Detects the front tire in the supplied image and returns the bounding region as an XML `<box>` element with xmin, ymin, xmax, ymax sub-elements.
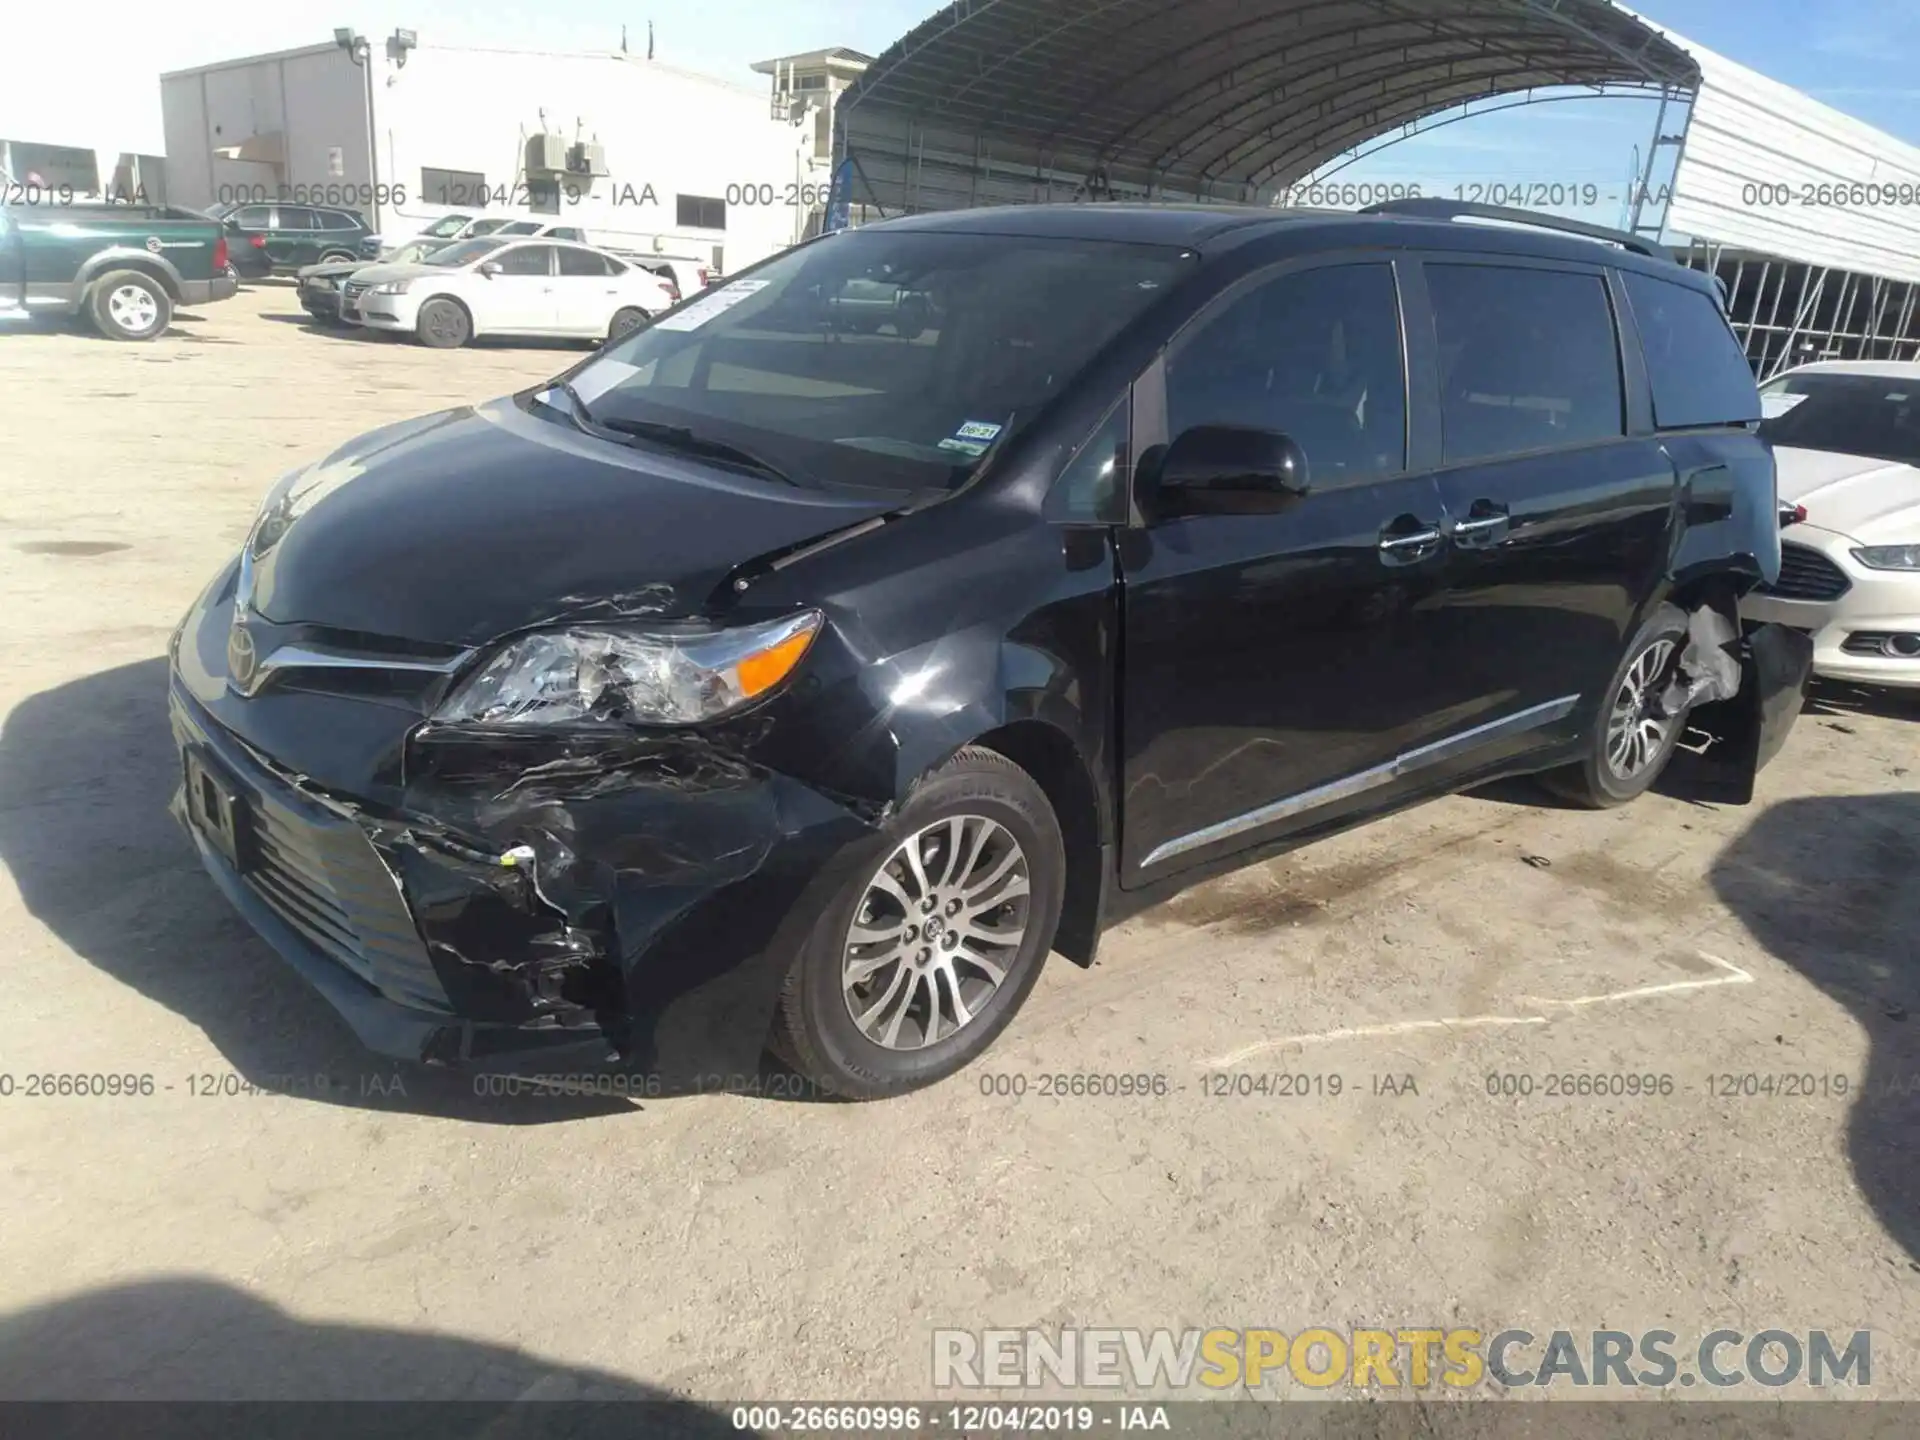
<box><xmin>774</xmin><ymin>747</ymin><xmax>1065</xmax><ymax>1100</ymax></box>
<box><xmin>415</xmin><ymin>297</ymin><xmax>472</xmax><ymax>349</ymax></box>
<box><xmin>88</xmin><ymin>270</ymin><xmax>171</xmax><ymax>341</ymax></box>
<box><xmin>1541</xmin><ymin>602</ymin><xmax>1691</xmax><ymax>808</ymax></box>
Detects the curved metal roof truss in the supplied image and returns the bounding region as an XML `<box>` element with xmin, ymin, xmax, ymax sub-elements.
<box><xmin>839</xmin><ymin>0</ymin><xmax>1700</xmax><ymax>209</ymax></box>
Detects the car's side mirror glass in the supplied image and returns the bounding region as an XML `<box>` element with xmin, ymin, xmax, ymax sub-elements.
<box><xmin>479</xmin><ymin>261</ymin><xmax>503</xmax><ymax>277</ymax></box>
<box><xmin>1153</xmin><ymin>424</ymin><xmax>1310</xmax><ymax>515</ymax></box>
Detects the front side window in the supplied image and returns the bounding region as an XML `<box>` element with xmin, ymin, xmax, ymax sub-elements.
<box><xmin>1429</xmin><ymin>263</ymin><xmax>1623</xmax><ymax>464</ymax></box>
<box><xmin>465</xmin><ymin>218</ymin><xmax>511</xmax><ymax>238</ymax></box>
<box><xmin>1165</xmin><ymin>263</ymin><xmax>1407</xmax><ymax>483</ymax></box>
<box><xmin>1758</xmin><ymin>372</ymin><xmax>1920</xmax><ymax>466</ymax></box>
<box><xmin>230</xmin><ymin>205</ymin><xmax>271</xmax><ymax>229</ymax></box>
<box><xmin>276</xmin><ymin>206</ymin><xmax>320</xmax><ymax>231</ymax></box>
<box><xmin>492</xmin><ymin>245</ymin><xmax>554</xmax><ymax>277</ymax></box>
<box><xmin>497</xmin><ymin>221</ymin><xmax>542</xmax><ymax>236</ymax></box>
<box><xmin>570</xmin><ymin>230</ymin><xmax>1196</xmax><ymax>494</ymax></box>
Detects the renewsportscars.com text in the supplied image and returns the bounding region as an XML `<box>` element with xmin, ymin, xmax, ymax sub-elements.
<box><xmin>932</xmin><ymin>1327</ymin><xmax>1871</xmax><ymax>1391</ymax></box>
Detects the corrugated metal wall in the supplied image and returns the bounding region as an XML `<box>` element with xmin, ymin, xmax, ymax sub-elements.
<box><xmin>1650</xmin><ymin>30</ymin><xmax>1920</xmax><ymax>285</ymax></box>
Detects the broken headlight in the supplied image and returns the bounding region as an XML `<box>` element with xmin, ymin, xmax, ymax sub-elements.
<box><xmin>436</xmin><ymin>611</ymin><xmax>822</xmax><ymax>727</ymax></box>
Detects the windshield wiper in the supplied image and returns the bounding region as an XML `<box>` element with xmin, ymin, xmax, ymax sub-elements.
<box><xmin>537</xmin><ymin>383</ymin><xmax>802</xmax><ymax>486</ymax></box>
<box><xmin>597</xmin><ymin>416</ymin><xmax>803</xmax><ymax>486</ymax></box>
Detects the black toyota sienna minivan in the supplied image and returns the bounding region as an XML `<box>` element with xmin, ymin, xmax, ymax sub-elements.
<box><xmin>170</xmin><ymin>200</ymin><xmax>1811</xmax><ymax>1098</ymax></box>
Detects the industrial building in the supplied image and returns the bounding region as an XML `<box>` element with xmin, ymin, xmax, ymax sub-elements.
<box><xmin>830</xmin><ymin>0</ymin><xmax>1920</xmax><ymax>377</ymax></box>
<box><xmin>158</xmin><ymin>36</ymin><xmax>855</xmax><ymax>272</ymax></box>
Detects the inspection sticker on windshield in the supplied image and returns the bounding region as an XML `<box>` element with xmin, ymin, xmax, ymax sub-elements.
<box><xmin>938</xmin><ymin>420</ymin><xmax>1004</xmax><ymax>456</ymax></box>
<box><xmin>653</xmin><ymin>279</ymin><xmax>771</xmax><ymax>331</ymax></box>
<box><xmin>568</xmin><ymin>360</ymin><xmax>640</xmax><ymax>404</ymax></box>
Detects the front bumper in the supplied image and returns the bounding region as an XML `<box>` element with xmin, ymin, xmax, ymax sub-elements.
<box><xmin>1740</xmin><ymin>525</ymin><xmax>1920</xmax><ymax>689</ymax></box>
<box><xmin>168</xmin><ymin>573</ymin><xmax>877</xmax><ymax>1075</ymax></box>
<box><xmin>339</xmin><ymin>293</ymin><xmax>415</xmax><ymax>330</ymax></box>
<box><xmin>299</xmin><ymin>285</ymin><xmax>343</xmax><ymax>319</ymax></box>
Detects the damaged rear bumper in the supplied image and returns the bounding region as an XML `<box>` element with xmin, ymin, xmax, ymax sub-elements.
<box><xmin>167</xmin><ymin>671</ymin><xmax>875</xmax><ymax>1077</ymax></box>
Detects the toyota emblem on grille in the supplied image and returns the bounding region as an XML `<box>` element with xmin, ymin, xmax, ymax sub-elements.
<box><xmin>227</xmin><ymin>617</ymin><xmax>259</xmax><ymax>692</ymax></box>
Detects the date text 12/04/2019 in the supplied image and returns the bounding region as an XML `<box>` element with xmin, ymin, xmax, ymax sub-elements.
<box><xmin>728</xmin><ymin>1404</ymin><xmax>1172</xmax><ymax>1432</ymax></box>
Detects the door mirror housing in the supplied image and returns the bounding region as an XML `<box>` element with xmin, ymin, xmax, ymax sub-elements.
<box><xmin>1154</xmin><ymin>424</ymin><xmax>1310</xmax><ymax>515</ymax></box>
<box><xmin>479</xmin><ymin>260</ymin><xmax>504</xmax><ymax>278</ymax></box>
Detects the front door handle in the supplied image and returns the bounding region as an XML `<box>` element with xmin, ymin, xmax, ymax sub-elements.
<box><xmin>1378</xmin><ymin>519</ymin><xmax>1445</xmax><ymax>566</ymax></box>
<box><xmin>1448</xmin><ymin>501</ymin><xmax>1512</xmax><ymax>548</ymax></box>
<box><xmin>1378</xmin><ymin>527</ymin><xmax>1444</xmax><ymax>552</ymax></box>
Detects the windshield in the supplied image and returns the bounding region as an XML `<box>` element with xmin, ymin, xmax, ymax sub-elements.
<box><xmin>423</xmin><ymin>238</ymin><xmax>504</xmax><ymax>268</ymax></box>
<box><xmin>389</xmin><ymin>240</ymin><xmax>445</xmax><ymax>265</ymax></box>
<box><xmin>422</xmin><ymin>213</ymin><xmax>472</xmax><ymax>238</ymax></box>
<box><xmin>1759</xmin><ymin>372</ymin><xmax>1920</xmax><ymax>467</ymax></box>
<box><xmin>568</xmin><ymin>229</ymin><xmax>1196</xmax><ymax>491</ymax></box>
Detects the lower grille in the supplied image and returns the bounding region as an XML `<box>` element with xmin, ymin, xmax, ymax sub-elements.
<box><xmin>1761</xmin><ymin>542</ymin><xmax>1852</xmax><ymax>602</ymax></box>
<box><xmin>241</xmin><ymin>784</ymin><xmax>449</xmax><ymax>1013</ymax></box>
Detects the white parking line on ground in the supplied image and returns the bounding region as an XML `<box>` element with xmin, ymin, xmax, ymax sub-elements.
<box><xmin>1203</xmin><ymin>951</ymin><xmax>1755</xmax><ymax>1067</ymax></box>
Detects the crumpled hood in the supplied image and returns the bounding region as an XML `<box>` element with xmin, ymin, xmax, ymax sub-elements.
<box><xmin>244</xmin><ymin>399</ymin><xmax>900</xmax><ymax>646</ymax></box>
<box><xmin>1773</xmin><ymin>447</ymin><xmax>1920</xmax><ymax>543</ymax></box>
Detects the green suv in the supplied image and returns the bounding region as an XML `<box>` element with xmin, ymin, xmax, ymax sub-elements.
<box><xmin>215</xmin><ymin>203</ymin><xmax>374</xmax><ymax>278</ymax></box>
<box><xmin>1</xmin><ymin>193</ymin><xmax>237</xmax><ymax>340</ymax></box>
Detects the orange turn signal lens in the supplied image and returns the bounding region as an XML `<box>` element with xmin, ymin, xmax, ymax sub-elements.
<box><xmin>734</xmin><ymin>614</ymin><xmax>821</xmax><ymax>698</ymax></box>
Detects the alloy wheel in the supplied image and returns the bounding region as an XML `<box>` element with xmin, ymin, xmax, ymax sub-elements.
<box><xmin>108</xmin><ymin>284</ymin><xmax>158</xmax><ymax>334</ymax></box>
<box><xmin>841</xmin><ymin>815</ymin><xmax>1031</xmax><ymax>1050</ymax></box>
<box><xmin>1605</xmin><ymin>637</ymin><xmax>1679</xmax><ymax>781</ymax></box>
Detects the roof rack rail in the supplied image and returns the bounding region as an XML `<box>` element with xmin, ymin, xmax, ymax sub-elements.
<box><xmin>1356</xmin><ymin>197</ymin><xmax>1674</xmax><ymax>263</ymax></box>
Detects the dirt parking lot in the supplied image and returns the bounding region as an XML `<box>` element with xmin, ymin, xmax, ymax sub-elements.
<box><xmin>1</xmin><ymin>285</ymin><xmax>1916</xmax><ymax>1409</ymax></box>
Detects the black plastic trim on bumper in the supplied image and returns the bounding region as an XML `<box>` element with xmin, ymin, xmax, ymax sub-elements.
<box><xmin>170</xmin><ymin>685</ymin><xmax>614</xmax><ymax>1067</ymax></box>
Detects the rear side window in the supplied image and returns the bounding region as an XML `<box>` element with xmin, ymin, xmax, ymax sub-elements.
<box><xmin>1623</xmin><ymin>271</ymin><xmax>1761</xmax><ymax>428</ymax></box>
<box><xmin>277</xmin><ymin>206</ymin><xmax>321</xmax><ymax>231</ymax></box>
<box><xmin>1428</xmin><ymin>264</ymin><xmax>1623</xmax><ymax>463</ymax></box>
<box><xmin>557</xmin><ymin>248</ymin><xmax>613</xmax><ymax>277</ymax></box>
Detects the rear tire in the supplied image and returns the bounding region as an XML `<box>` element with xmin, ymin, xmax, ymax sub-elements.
<box><xmin>415</xmin><ymin>297</ymin><xmax>471</xmax><ymax>349</ymax></box>
<box><xmin>773</xmin><ymin>746</ymin><xmax>1065</xmax><ymax>1100</ymax></box>
<box><xmin>607</xmin><ymin>306</ymin><xmax>650</xmax><ymax>343</ymax></box>
<box><xmin>88</xmin><ymin>270</ymin><xmax>171</xmax><ymax>341</ymax></box>
<box><xmin>1540</xmin><ymin>603</ymin><xmax>1691</xmax><ymax>808</ymax></box>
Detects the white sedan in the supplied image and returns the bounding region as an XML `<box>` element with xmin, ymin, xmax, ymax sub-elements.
<box><xmin>339</xmin><ymin>237</ymin><xmax>674</xmax><ymax>348</ymax></box>
<box><xmin>1741</xmin><ymin>359</ymin><xmax>1920</xmax><ymax>687</ymax></box>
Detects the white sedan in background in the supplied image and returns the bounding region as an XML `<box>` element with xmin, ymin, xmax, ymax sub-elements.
<box><xmin>339</xmin><ymin>237</ymin><xmax>674</xmax><ymax>348</ymax></box>
<box><xmin>1741</xmin><ymin>359</ymin><xmax>1920</xmax><ymax>687</ymax></box>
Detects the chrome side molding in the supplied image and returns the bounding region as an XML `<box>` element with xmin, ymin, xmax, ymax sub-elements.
<box><xmin>1139</xmin><ymin>693</ymin><xmax>1581</xmax><ymax>868</ymax></box>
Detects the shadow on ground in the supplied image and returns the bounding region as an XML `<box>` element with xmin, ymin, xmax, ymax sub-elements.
<box><xmin>1709</xmin><ymin>791</ymin><xmax>1920</xmax><ymax>1264</ymax></box>
<box><xmin>0</xmin><ymin>657</ymin><xmax>627</xmax><ymax>1122</ymax></box>
<box><xmin>0</xmin><ymin>1275</ymin><xmax>740</xmax><ymax>1435</ymax></box>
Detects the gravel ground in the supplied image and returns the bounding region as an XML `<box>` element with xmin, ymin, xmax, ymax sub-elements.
<box><xmin>0</xmin><ymin>285</ymin><xmax>1915</xmax><ymax>1407</ymax></box>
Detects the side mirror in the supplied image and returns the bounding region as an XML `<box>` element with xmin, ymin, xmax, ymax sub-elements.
<box><xmin>479</xmin><ymin>260</ymin><xmax>503</xmax><ymax>278</ymax></box>
<box><xmin>1154</xmin><ymin>424</ymin><xmax>1309</xmax><ymax>515</ymax></box>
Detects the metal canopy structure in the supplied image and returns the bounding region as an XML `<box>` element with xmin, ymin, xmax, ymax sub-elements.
<box><xmin>836</xmin><ymin>0</ymin><xmax>1700</xmax><ymax>212</ymax></box>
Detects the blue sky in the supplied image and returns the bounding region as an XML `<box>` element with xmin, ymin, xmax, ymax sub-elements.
<box><xmin>8</xmin><ymin>0</ymin><xmax>1919</xmax><ymax>214</ymax></box>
